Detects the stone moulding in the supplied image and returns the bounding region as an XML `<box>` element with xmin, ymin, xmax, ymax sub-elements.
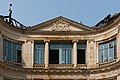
<box><xmin>0</xmin><ymin>59</ymin><xmax>120</xmax><ymax>74</ymax></box>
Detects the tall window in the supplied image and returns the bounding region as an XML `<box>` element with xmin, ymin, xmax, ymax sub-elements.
<box><xmin>98</xmin><ymin>39</ymin><xmax>116</xmax><ymax>63</ymax></box>
<box><xmin>77</xmin><ymin>43</ymin><xmax>86</xmax><ymax>64</ymax></box>
<box><xmin>3</xmin><ymin>39</ymin><xmax>22</xmax><ymax>63</ymax></box>
<box><xmin>34</xmin><ymin>42</ymin><xmax>44</xmax><ymax>64</ymax></box>
<box><xmin>49</xmin><ymin>43</ymin><xmax>72</xmax><ymax>64</ymax></box>
<box><xmin>61</xmin><ymin>45</ymin><xmax>72</xmax><ymax>64</ymax></box>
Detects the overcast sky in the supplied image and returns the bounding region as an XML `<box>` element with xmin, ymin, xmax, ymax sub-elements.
<box><xmin>0</xmin><ymin>0</ymin><xmax>120</xmax><ymax>27</ymax></box>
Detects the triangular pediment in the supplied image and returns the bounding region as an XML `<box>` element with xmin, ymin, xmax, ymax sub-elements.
<box><xmin>27</xmin><ymin>16</ymin><xmax>93</xmax><ymax>32</ymax></box>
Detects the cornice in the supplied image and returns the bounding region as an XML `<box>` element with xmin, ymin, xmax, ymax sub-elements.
<box><xmin>25</xmin><ymin>31</ymin><xmax>94</xmax><ymax>35</ymax></box>
<box><xmin>0</xmin><ymin>16</ymin><xmax>119</xmax><ymax>36</ymax></box>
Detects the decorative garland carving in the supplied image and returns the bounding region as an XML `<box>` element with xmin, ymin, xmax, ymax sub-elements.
<box><xmin>52</xmin><ymin>20</ymin><xmax>69</xmax><ymax>31</ymax></box>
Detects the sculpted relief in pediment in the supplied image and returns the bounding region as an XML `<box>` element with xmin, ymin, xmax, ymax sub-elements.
<box><xmin>52</xmin><ymin>20</ymin><xmax>70</xmax><ymax>31</ymax></box>
<box><xmin>36</xmin><ymin>19</ymin><xmax>85</xmax><ymax>31</ymax></box>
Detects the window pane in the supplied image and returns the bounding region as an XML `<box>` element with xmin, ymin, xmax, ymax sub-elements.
<box><xmin>103</xmin><ymin>49</ymin><xmax>108</xmax><ymax>62</ymax></box>
<box><xmin>109</xmin><ymin>48</ymin><xmax>114</xmax><ymax>60</ymax></box>
<box><xmin>103</xmin><ymin>43</ymin><xmax>108</xmax><ymax>49</ymax></box>
<box><xmin>62</xmin><ymin>49</ymin><xmax>66</xmax><ymax>64</ymax></box>
<box><xmin>68</xmin><ymin>49</ymin><xmax>72</xmax><ymax>64</ymax></box>
<box><xmin>99</xmin><ymin>50</ymin><xmax>103</xmax><ymax>63</ymax></box>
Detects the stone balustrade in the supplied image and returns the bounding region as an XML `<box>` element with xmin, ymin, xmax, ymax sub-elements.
<box><xmin>77</xmin><ymin>64</ymin><xmax>87</xmax><ymax>69</ymax></box>
<box><xmin>1</xmin><ymin>59</ymin><xmax>118</xmax><ymax>69</ymax></box>
<box><xmin>33</xmin><ymin>59</ymin><xmax>118</xmax><ymax>69</ymax></box>
<box><xmin>48</xmin><ymin>64</ymin><xmax>73</xmax><ymax>69</ymax></box>
<box><xmin>4</xmin><ymin>60</ymin><xmax>22</xmax><ymax>67</ymax></box>
<box><xmin>33</xmin><ymin>64</ymin><xmax>88</xmax><ymax>69</ymax></box>
<box><xmin>97</xmin><ymin>59</ymin><xmax>117</xmax><ymax>68</ymax></box>
<box><xmin>33</xmin><ymin>64</ymin><xmax>45</xmax><ymax>68</ymax></box>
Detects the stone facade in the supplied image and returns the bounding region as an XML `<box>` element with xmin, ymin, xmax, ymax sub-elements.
<box><xmin>0</xmin><ymin>15</ymin><xmax>120</xmax><ymax>80</ymax></box>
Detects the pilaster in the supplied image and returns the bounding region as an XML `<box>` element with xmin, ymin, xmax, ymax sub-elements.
<box><xmin>87</xmin><ymin>40</ymin><xmax>96</xmax><ymax>68</ymax></box>
<box><xmin>44</xmin><ymin>40</ymin><xmax>50</xmax><ymax>68</ymax></box>
<box><xmin>23</xmin><ymin>40</ymin><xmax>34</xmax><ymax>68</ymax></box>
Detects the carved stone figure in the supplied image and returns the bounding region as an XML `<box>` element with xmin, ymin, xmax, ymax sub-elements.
<box><xmin>52</xmin><ymin>20</ymin><xmax>69</xmax><ymax>31</ymax></box>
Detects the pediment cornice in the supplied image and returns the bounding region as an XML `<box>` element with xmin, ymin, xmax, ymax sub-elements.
<box><xmin>26</xmin><ymin>16</ymin><xmax>93</xmax><ymax>32</ymax></box>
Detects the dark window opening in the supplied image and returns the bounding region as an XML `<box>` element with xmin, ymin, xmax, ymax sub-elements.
<box><xmin>77</xmin><ymin>49</ymin><xmax>85</xmax><ymax>64</ymax></box>
<box><xmin>49</xmin><ymin>49</ymin><xmax>59</xmax><ymax>64</ymax></box>
<box><xmin>17</xmin><ymin>50</ymin><xmax>22</xmax><ymax>63</ymax></box>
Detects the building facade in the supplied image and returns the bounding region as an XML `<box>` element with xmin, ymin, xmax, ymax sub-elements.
<box><xmin>0</xmin><ymin>13</ymin><xmax>120</xmax><ymax>80</ymax></box>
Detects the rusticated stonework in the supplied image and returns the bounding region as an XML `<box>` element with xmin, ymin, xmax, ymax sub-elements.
<box><xmin>52</xmin><ymin>19</ymin><xmax>69</xmax><ymax>31</ymax></box>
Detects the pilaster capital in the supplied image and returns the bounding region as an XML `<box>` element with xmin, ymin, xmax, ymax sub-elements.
<box><xmin>26</xmin><ymin>40</ymin><xmax>34</xmax><ymax>43</ymax></box>
<box><xmin>87</xmin><ymin>39</ymin><xmax>95</xmax><ymax>43</ymax></box>
<box><xmin>44</xmin><ymin>40</ymin><xmax>50</xmax><ymax>43</ymax></box>
<box><xmin>72</xmin><ymin>39</ymin><xmax>78</xmax><ymax>43</ymax></box>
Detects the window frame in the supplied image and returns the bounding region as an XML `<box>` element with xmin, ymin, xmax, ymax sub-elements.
<box><xmin>50</xmin><ymin>43</ymin><xmax>72</xmax><ymax>64</ymax></box>
<box><xmin>3</xmin><ymin>39</ymin><xmax>22</xmax><ymax>63</ymax></box>
<box><xmin>98</xmin><ymin>38</ymin><xmax>117</xmax><ymax>63</ymax></box>
<box><xmin>34</xmin><ymin>41</ymin><xmax>45</xmax><ymax>64</ymax></box>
